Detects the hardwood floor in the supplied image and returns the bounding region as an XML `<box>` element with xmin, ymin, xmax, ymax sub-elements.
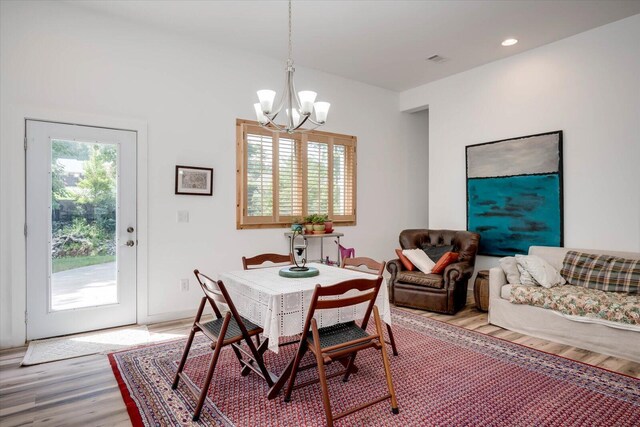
<box><xmin>1</xmin><ymin>298</ymin><xmax>638</xmax><ymax>427</ymax></box>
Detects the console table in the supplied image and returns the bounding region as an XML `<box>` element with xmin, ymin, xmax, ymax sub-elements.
<box><xmin>284</xmin><ymin>231</ymin><xmax>344</xmax><ymax>265</ymax></box>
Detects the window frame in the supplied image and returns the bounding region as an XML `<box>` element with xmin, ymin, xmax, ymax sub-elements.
<box><xmin>236</xmin><ymin>119</ymin><xmax>357</xmax><ymax>229</ymax></box>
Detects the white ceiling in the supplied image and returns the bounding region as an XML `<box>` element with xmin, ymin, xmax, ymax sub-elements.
<box><xmin>69</xmin><ymin>0</ymin><xmax>640</xmax><ymax>92</ymax></box>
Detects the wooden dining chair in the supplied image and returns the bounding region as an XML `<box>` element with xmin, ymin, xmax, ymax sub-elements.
<box><xmin>341</xmin><ymin>256</ymin><xmax>399</xmax><ymax>356</ymax></box>
<box><xmin>172</xmin><ymin>270</ymin><xmax>274</xmax><ymax>421</ymax></box>
<box><xmin>283</xmin><ymin>277</ymin><xmax>399</xmax><ymax>426</ymax></box>
<box><xmin>242</xmin><ymin>252</ymin><xmax>294</xmax><ymax>270</ymax></box>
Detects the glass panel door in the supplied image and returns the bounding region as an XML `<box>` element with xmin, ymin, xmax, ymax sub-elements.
<box><xmin>27</xmin><ymin>120</ymin><xmax>137</xmax><ymax>340</ymax></box>
<box><xmin>50</xmin><ymin>140</ymin><xmax>118</xmax><ymax>311</ymax></box>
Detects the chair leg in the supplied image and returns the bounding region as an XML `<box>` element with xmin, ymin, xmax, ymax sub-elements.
<box><xmin>192</xmin><ymin>341</ymin><xmax>223</xmax><ymax>422</ymax></box>
<box><xmin>192</xmin><ymin>314</ymin><xmax>230</xmax><ymax>422</ymax></box>
<box><xmin>312</xmin><ymin>327</ymin><xmax>334</xmax><ymax>427</ymax></box>
<box><xmin>342</xmin><ymin>353</ymin><xmax>357</xmax><ymax>382</ymax></box>
<box><xmin>283</xmin><ymin>341</ymin><xmax>308</xmax><ymax>402</ymax></box>
<box><xmin>374</xmin><ymin>306</ymin><xmax>399</xmax><ymax>414</ymax></box>
<box><xmin>172</xmin><ymin>326</ymin><xmax>197</xmax><ymax>389</ymax></box>
<box><xmin>386</xmin><ymin>323</ymin><xmax>399</xmax><ymax>356</ymax></box>
<box><xmin>244</xmin><ymin>334</ymin><xmax>274</xmax><ymax>388</ymax></box>
<box><xmin>230</xmin><ymin>344</ymin><xmax>248</xmax><ymax>376</ymax></box>
<box><xmin>172</xmin><ymin>297</ymin><xmax>207</xmax><ymax>389</ymax></box>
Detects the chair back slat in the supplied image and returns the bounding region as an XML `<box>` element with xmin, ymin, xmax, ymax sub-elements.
<box><xmin>242</xmin><ymin>253</ymin><xmax>293</xmax><ymax>270</ymax></box>
<box><xmin>315</xmin><ymin>290</ymin><xmax>377</xmax><ymax>310</ymax></box>
<box><xmin>194</xmin><ymin>270</ymin><xmax>225</xmax><ymax>302</ymax></box>
<box><xmin>315</xmin><ymin>277</ymin><xmax>381</xmax><ymax>297</ymax></box>
<box><xmin>193</xmin><ymin>269</ymin><xmax>227</xmax><ymax>317</ymax></box>
<box><xmin>341</xmin><ymin>256</ymin><xmax>385</xmax><ymax>276</ymax></box>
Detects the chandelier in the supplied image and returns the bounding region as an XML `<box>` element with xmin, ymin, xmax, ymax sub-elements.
<box><xmin>253</xmin><ymin>0</ymin><xmax>330</xmax><ymax>134</ymax></box>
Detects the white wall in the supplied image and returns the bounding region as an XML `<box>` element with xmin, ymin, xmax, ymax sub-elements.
<box><xmin>400</xmin><ymin>14</ymin><xmax>640</xmax><ymax>276</ymax></box>
<box><xmin>0</xmin><ymin>1</ymin><xmax>429</xmax><ymax>348</ymax></box>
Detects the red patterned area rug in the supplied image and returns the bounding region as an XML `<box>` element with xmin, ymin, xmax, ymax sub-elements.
<box><xmin>109</xmin><ymin>309</ymin><xmax>640</xmax><ymax>426</ymax></box>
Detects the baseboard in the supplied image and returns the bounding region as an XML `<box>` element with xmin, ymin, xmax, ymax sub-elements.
<box><xmin>138</xmin><ymin>309</ymin><xmax>197</xmax><ymax>325</ymax></box>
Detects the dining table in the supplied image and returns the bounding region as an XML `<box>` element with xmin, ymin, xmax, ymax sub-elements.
<box><xmin>218</xmin><ymin>262</ymin><xmax>392</xmax><ymax>399</ymax></box>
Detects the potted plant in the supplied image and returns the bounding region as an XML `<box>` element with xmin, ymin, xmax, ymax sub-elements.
<box><xmin>324</xmin><ymin>217</ymin><xmax>333</xmax><ymax>233</ymax></box>
<box><xmin>291</xmin><ymin>217</ymin><xmax>303</xmax><ymax>232</ymax></box>
<box><xmin>303</xmin><ymin>215</ymin><xmax>315</xmax><ymax>233</ymax></box>
<box><xmin>312</xmin><ymin>214</ymin><xmax>328</xmax><ymax>233</ymax></box>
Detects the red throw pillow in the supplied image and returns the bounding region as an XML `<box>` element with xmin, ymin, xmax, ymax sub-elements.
<box><xmin>395</xmin><ymin>249</ymin><xmax>415</xmax><ymax>271</ymax></box>
<box><xmin>431</xmin><ymin>252</ymin><xmax>459</xmax><ymax>274</ymax></box>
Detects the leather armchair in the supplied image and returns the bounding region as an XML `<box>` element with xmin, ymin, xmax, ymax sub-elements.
<box><xmin>388</xmin><ymin>229</ymin><xmax>480</xmax><ymax>314</ymax></box>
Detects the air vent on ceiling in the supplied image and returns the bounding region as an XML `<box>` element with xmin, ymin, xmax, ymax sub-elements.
<box><xmin>427</xmin><ymin>54</ymin><xmax>448</xmax><ymax>64</ymax></box>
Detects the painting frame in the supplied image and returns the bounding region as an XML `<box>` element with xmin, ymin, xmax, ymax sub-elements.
<box><xmin>175</xmin><ymin>165</ymin><xmax>213</xmax><ymax>196</ymax></box>
<box><xmin>465</xmin><ymin>130</ymin><xmax>564</xmax><ymax>256</ymax></box>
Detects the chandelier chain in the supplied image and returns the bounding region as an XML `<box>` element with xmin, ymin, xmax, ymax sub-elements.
<box><xmin>288</xmin><ymin>0</ymin><xmax>292</xmax><ymax>63</ymax></box>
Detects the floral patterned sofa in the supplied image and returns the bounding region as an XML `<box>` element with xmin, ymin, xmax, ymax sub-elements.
<box><xmin>489</xmin><ymin>246</ymin><xmax>640</xmax><ymax>362</ymax></box>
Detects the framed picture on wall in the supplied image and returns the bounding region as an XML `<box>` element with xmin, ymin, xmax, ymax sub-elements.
<box><xmin>466</xmin><ymin>131</ymin><xmax>563</xmax><ymax>256</ymax></box>
<box><xmin>175</xmin><ymin>165</ymin><xmax>213</xmax><ymax>196</ymax></box>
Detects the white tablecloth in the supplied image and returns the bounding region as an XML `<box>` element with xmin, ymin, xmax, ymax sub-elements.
<box><xmin>219</xmin><ymin>263</ymin><xmax>391</xmax><ymax>353</ymax></box>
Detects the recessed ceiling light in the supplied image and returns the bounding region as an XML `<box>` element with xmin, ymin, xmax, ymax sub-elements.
<box><xmin>502</xmin><ymin>38</ymin><xmax>518</xmax><ymax>47</ymax></box>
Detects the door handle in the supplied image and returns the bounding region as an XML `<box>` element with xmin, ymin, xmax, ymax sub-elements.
<box><xmin>126</xmin><ymin>240</ymin><xmax>135</xmax><ymax>247</ymax></box>
<box><xmin>127</xmin><ymin>227</ymin><xmax>134</xmax><ymax>233</ymax></box>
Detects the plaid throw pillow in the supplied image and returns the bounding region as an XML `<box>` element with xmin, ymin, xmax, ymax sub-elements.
<box><xmin>560</xmin><ymin>251</ymin><xmax>639</xmax><ymax>294</ymax></box>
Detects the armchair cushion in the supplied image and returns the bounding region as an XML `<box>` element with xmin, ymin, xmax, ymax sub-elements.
<box><xmin>432</xmin><ymin>252</ymin><xmax>459</xmax><ymax>274</ymax></box>
<box><xmin>396</xmin><ymin>271</ymin><xmax>444</xmax><ymax>289</ymax></box>
<box><xmin>402</xmin><ymin>249</ymin><xmax>435</xmax><ymax>274</ymax></box>
<box><xmin>422</xmin><ymin>245</ymin><xmax>454</xmax><ymax>263</ymax></box>
<box><xmin>395</xmin><ymin>249</ymin><xmax>415</xmax><ymax>271</ymax></box>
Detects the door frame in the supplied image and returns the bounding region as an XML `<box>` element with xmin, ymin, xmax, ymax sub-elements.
<box><xmin>2</xmin><ymin>106</ymin><xmax>148</xmax><ymax>347</ymax></box>
<box><xmin>26</xmin><ymin>120</ymin><xmax>138</xmax><ymax>339</ymax></box>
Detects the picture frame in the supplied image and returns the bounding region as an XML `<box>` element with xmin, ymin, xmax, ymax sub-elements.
<box><xmin>466</xmin><ymin>131</ymin><xmax>563</xmax><ymax>256</ymax></box>
<box><xmin>175</xmin><ymin>165</ymin><xmax>213</xmax><ymax>196</ymax></box>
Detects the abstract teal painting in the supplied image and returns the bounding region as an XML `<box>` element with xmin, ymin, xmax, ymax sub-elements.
<box><xmin>466</xmin><ymin>131</ymin><xmax>563</xmax><ymax>256</ymax></box>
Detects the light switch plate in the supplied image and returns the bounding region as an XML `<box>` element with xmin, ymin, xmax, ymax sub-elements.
<box><xmin>177</xmin><ymin>210</ymin><xmax>189</xmax><ymax>223</ymax></box>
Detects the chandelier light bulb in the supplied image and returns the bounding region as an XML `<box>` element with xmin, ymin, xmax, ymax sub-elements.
<box><xmin>286</xmin><ymin>108</ymin><xmax>301</xmax><ymax>125</ymax></box>
<box><xmin>254</xmin><ymin>103</ymin><xmax>268</xmax><ymax>125</ymax></box>
<box><xmin>313</xmin><ymin>102</ymin><xmax>330</xmax><ymax>123</ymax></box>
<box><xmin>257</xmin><ymin>90</ymin><xmax>276</xmax><ymax>114</ymax></box>
<box><xmin>298</xmin><ymin>91</ymin><xmax>317</xmax><ymax>115</ymax></box>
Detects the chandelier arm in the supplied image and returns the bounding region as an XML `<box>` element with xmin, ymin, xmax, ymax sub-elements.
<box><xmin>289</xmin><ymin>73</ymin><xmax>303</xmax><ymax>112</ymax></box>
<box><xmin>287</xmin><ymin>71</ymin><xmax>294</xmax><ymax>130</ymax></box>
<box><xmin>265</xmin><ymin>110</ymin><xmax>281</xmax><ymax>122</ymax></box>
<box><xmin>306</xmin><ymin>117</ymin><xmax>325</xmax><ymax>126</ymax></box>
<box><xmin>262</xmin><ymin>115</ymin><xmax>287</xmax><ymax>132</ymax></box>
<box><xmin>291</xmin><ymin>115</ymin><xmax>311</xmax><ymax>131</ymax></box>
<box><xmin>269</xmin><ymin>71</ymin><xmax>289</xmax><ymax>117</ymax></box>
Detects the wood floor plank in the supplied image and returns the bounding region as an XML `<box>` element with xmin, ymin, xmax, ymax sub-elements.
<box><xmin>1</xmin><ymin>297</ymin><xmax>638</xmax><ymax>426</ymax></box>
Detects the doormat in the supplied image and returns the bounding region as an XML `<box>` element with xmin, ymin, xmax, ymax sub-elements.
<box><xmin>22</xmin><ymin>325</ymin><xmax>151</xmax><ymax>366</ymax></box>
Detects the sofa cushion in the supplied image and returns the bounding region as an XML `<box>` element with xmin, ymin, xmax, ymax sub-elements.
<box><xmin>499</xmin><ymin>257</ymin><xmax>521</xmax><ymax>285</ymax></box>
<box><xmin>516</xmin><ymin>254</ymin><xmax>566</xmax><ymax>288</ymax></box>
<box><xmin>561</xmin><ymin>251</ymin><xmax>640</xmax><ymax>294</ymax></box>
<box><xmin>396</xmin><ymin>271</ymin><xmax>444</xmax><ymax>289</ymax></box>
<box><xmin>516</xmin><ymin>264</ymin><xmax>537</xmax><ymax>286</ymax></box>
<box><xmin>509</xmin><ymin>284</ymin><xmax>640</xmax><ymax>326</ymax></box>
